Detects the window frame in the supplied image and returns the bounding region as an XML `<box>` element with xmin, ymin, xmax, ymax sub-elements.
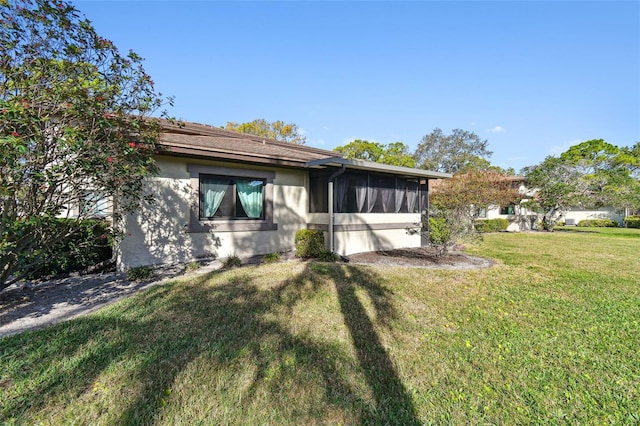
<box><xmin>500</xmin><ymin>204</ymin><xmax>516</xmax><ymax>215</ymax></box>
<box><xmin>188</xmin><ymin>164</ymin><xmax>276</xmax><ymax>232</ymax></box>
<box><xmin>199</xmin><ymin>175</ymin><xmax>266</xmax><ymax>220</ymax></box>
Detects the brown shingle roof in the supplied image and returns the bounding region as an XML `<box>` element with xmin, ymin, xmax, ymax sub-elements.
<box><xmin>158</xmin><ymin>120</ymin><xmax>340</xmax><ymax>168</ymax></box>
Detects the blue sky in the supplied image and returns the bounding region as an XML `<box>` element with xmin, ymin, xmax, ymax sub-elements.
<box><xmin>75</xmin><ymin>0</ymin><xmax>639</xmax><ymax>172</ymax></box>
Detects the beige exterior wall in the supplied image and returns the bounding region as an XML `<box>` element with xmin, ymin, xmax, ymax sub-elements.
<box><xmin>308</xmin><ymin>212</ymin><xmax>422</xmax><ymax>256</ymax></box>
<box><xmin>484</xmin><ymin>204</ymin><xmax>539</xmax><ymax>232</ymax></box>
<box><xmin>118</xmin><ymin>156</ymin><xmax>429</xmax><ymax>269</ymax></box>
<box><xmin>563</xmin><ymin>206</ymin><xmax>624</xmax><ymax>225</ymax></box>
<box><xmin>117</xmin><ymin>157</ymin><xmax>308</xmax><ymax>270</ymax></box>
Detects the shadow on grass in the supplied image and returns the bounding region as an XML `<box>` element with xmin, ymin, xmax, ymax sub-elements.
<box><xmin>1</xmin><ymin>262</ymin><xmax>420</xmax><ymax>424</ymax></box>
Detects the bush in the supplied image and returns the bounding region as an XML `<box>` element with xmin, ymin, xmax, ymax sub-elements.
<box><xmin>185</xmin><ymin>261</ymin><xmax>201</xmax><ymax>272</ymax></box>
<box><xmin>294</xmin><ymin>229</ymin><xmax>326</xmax><ymax>259</ymax></box>
<box><xmin>317</xmin><ymin>249</ymin><xmax>338</xmax><ymax>262</ymax></box>
<box><xmin>428</xmin><ymin>217</ymin><xmax>451</xmax><ymax>246</ymax></box>
<box><xmin>624</xmin><ymin>215</ymin><xmax>640</xmax><ymax>229</ymax></box>
<box><xmin>262</xmin><ymin>252</ymin><xmax>281</xmax><ymax>263</ymax></box>
<box><xmin>474</xmin><ymin>218</ymin><xmax>509</xmax><ymax>233</ymax></box>
<box><xmin>577</xmin><ymin>219</ymin><xmax>618</xmax><ymax>228</ymax></box>
<box><xmin>19</xmin><ymin>218</ymin><xmax>112</xmax><ymax>279</ymax></box>
<box><xmin>127</xmin><ymin>266</ymin><xmax>154</xmax><ymax>281</ymax></box>
<box><xmin>222</xmin><ymin>254</ymin><xmax>242</xmax><ymax>268</ymax></box>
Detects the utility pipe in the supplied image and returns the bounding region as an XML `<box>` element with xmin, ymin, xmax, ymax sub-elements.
<box><xmin>327</xmin><ymin>165</ymin><xmax>346</xmax><ymax>254</ymax></box>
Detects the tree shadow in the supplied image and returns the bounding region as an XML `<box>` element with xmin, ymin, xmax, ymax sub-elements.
<box><xmin>324</xmin><ymin>264</ymin><xmax>421</xmax><ymax>425</ymax></box>
<box><xmin>1</xmin><ymin>261</ymin><xmax>420</xmax><ymax>424</ymax></box>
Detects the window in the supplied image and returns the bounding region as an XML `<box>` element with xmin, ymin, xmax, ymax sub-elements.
<box><xmin>200</xmin><ymin>175</ymin><xmax>265</xmax><ymax>220</ymax></box>
<box><xmin>188</xmin><ymin>164</ymin><xmax>276</xmax><ymax>232</ymax></box>
<box><xmin>80</xmin><ymin>192</ymin><xmax>108</xmax><ymax>217</ymax></box>
<box><xmin>500</xmin><ymin>204</ymin><xmax>515</xmax><ymax>215</ymax></box>
<box><xmin>477</xmin><ymin>207</ymin><xmax>487</xmax><ymax>218</ymax></box>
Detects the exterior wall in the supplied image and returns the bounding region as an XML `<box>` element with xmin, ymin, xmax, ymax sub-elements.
<box><xmin>485</xmin><ymin>204</ymin><xmax>539</xmax><ymax>232</ymax></box>
<box><xmin>308</xmin><ymin>212</ymin><xmax>422</xmax><ymax>256</ymax></box>
<box><xmin>563</xmin><ymin>206</ymin><xmax>624</xmax><ymax>225</ymax></box>
<box><xmin>117</xmin><ymin>156</ymin><xmax>308</xmax><ymax>269</ymax></box>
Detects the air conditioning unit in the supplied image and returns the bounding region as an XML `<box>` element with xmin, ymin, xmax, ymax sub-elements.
<box><xmin>565</xmin><ymin>218</ymin><xmax>576</xmax><ymax>226</ymax></box>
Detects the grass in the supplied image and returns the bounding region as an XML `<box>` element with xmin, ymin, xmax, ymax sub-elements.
<box><xmin>1</xmin><ymin>228</ymin><xmax>639</xmax><ymax>424</ymax></box>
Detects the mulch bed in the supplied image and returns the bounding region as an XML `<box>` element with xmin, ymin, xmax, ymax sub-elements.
<box><xmin>346</xmin><ymin>247</ymin><xmax>493</xmax><ymax>269</ymax></box>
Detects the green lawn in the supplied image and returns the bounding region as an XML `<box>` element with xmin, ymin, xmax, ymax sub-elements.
<box><xmin>1</xmin><ymin>229</ymin><xmax>639</xmax><ymax>425</ymax></box>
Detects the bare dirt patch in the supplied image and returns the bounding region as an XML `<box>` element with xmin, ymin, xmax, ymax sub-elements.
<box><xmin>347</xmin><ymin>247</ymin><xmax>493</xmax><ymax>270</ymax></box>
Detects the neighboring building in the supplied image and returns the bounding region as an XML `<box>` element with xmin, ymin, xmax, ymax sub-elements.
<box><xmin>483</xmin><ymin>177</ymin><xmax>626</xmax><ymax>230</ymax></box>
<box><xmin>116</xmin><ymin>121</ymin><xmax>451</xmax><ymax>270</ymax></box>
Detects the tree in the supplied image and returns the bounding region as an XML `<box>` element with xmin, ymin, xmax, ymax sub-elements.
<box><xmin>523</xmin><ymin>156</ymin><xmax>583</xmax><ymax>231</ymax></box>
<box><xmin>1</xmin><ymin>0</ymin><xmax>171</xmax><ymax>290</ymax></box>
<box><xmin>523</xmin><ymin>140</ymin><xmax>640</xmax><ymax>230</ymax></box>
<box><xmin>333</xmin><ymin>139</ymin><xmax>415</xmax><ymax>167</ymax></box>
<box><xmin>430</xmin><ymin>170</ymin><xmax>522</xmax><ymax>219</ymax></box>
<box><xmin>414</xmin><ymin>128</ymin><xmax>493</xmax><ymax>174</ymax></box>
<box><xmin>560</xmin><ymin>139</ymin><xmax>640</xmax><ymax>211</ymax></box>
<box><xmin>224</xmin><ymin>119</ymin><xmax>306</xmax><ymax>144</ymax></box>
<box><xmin>422</xmin><ymin>170</ymin><xmax>521</xmax><ymax>254</ymax></box>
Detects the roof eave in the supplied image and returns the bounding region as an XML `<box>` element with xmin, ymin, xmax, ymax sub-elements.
<box><xmin>305</xmin><ymin>157</ymin><xmax>452</xmax><ymax>179</ymax></box>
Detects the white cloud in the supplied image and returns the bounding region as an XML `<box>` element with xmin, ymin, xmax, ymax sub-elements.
<box><xmin>322</xmin><ymin>126</ymin><xmax>329</xmax><ymax>131</ymax></box>
<box><xmin>488</xmin><ymin>126</ymin><xmax>506</xmax><ymax>133</ymax></box>
<box><xmin>298</xmin><ymin>127</ymin><xmax>307</xmax><ymax>136</ymax></box>
<box><xmin>316</xmin><ymin>139</ymin><xmax>326</xmax><ymax>146</ymax></box>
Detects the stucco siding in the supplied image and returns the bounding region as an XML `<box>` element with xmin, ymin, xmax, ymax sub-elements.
<box><xmin>117</xmin><ymin>157</ymin><xmax>308</xmax><ymax>269</ymax></box>
<box><xmin>563</xmin><ymin>207</ymin><xmax>624</xmax><ymax>225</ymax></box>
<box><xmin>335</xmin><ymin>227</ymin><xmax>422</xmax><ymax>256</ymax></box>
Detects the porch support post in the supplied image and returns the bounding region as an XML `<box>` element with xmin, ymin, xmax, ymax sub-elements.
<box><xmin>328</xmin><ymin>181</ymin><xmax>334</xmax><ymax>253</ymax></box>
<box><xmin>327</xmin><ymin>165</ymin><xmax>346</xmax><ymax>254</ymax></box>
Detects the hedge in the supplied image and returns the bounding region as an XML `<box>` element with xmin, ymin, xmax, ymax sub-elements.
<box><xmin>18</xmin><ymin>218</ymin><xmax>112</xmax><ymax>279</ymax></box>
<box><xmin>475</xmin><ymin>218</ymin><xmax>509</xmax><ymax>233</ymax></box>
<box><xmin>624</xmin><ymin>215</ymin><xmax>640</xmax><ymax>229</ymax></box>
<box><xmin>576</xmin><ymin>219</ymin><xmax>618</xmax><ymax>228</ymax></box>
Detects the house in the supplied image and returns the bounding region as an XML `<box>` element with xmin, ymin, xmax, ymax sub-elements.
<box><xmin>481</xmin><ymin>177</ymin><xmax>626</xmax><ymax>230</ymax></box>
<box><xmin>116</xmin><ymin>121</ymin><xmax>451</xmax><ymax>269</ymax></box>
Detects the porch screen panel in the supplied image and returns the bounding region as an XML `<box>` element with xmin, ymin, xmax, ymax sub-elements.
<box><xmin>395</xmin><ymin>179</ymin><xmax>406</xmax><ymax>213</ymax></box>
<box><xmin>379</xmin><ymin>176</ymin><xmax>395</xmax><ymax>213</ymax></box>
<box><xmin>354</xmin><ymin>176</ymin><xmax>367</xmax><ymax>213</ymax></box>
<box><xmin>406</xmin><ymin>180</ymin><xmax>418</xmax><ymax>213</ymax></box>
<box><xmin>335</xmin><ymin>175</ymin><xmax>348</xmax><ymax>213</ymax></box>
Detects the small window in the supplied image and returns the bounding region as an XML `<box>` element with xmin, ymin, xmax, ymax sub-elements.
<box><xmin>500</xmin><ymin>204</ymin><xmax>515</xmax><ymax>215</ymax></box>
<box><xmin>200</xmin><ymin>175</ymin><xmax>265</xmax><ymax>220</ymax></box>
<box><xmin>80</xmin><ymin>192</ymin><xmax>108</xmax><ymax>217</ymax></box>
<box><xmin>478</xmin><ymin>207</ymin><xmax>487</xmax><ymax>218</ymax></box>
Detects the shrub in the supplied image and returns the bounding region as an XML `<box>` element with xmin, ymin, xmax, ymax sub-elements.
<box><xmin>474</xmin><ymin>218</ymin><xmax>509</xmax><ymax>233</ymax></box>
<box><xmin>128</xmin><ymin>266</ymin><xmax>154</xmax><ymax>281</ymax></box>
<box><xmin>428</xmin><ymin>217</ymin><xmax>451</xmax><ymax>246</ymax></box>
<box><xmin>577</xmin><ymin>219</ymin><xmax>618</xmax><ymax>228</ymax></box>
<box><xmin>185</xmin><ymin>261</ymin><xmax>201</xmax><ymax>272</ymax></box>
<box><xmin>19</xmin><ymin>218</ymin><xmax>112</xmax><ymax>279</ymax></box>
<box><xmin>624</xmin><ymin>215</ymin><xmax>640</xmax><ymax>229</ymax></box>
<box><xmin>223</xmin><ymin>254</ymin><xmax>242</xmax><ymax>268</ymax></box>
<box><xmin>294</xmin><ymin>229</ymin><xmax>325</xmax><ymax>259</ymax></box>
<box><xmin>262</xmin><ymin>252</ymin><xmax>281</xmax><ymax>263</ymax></box>
<box><xmin>317</xmin><ymin>249</ymin><xmax>338</xmax><ymax>262</ymax></box>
